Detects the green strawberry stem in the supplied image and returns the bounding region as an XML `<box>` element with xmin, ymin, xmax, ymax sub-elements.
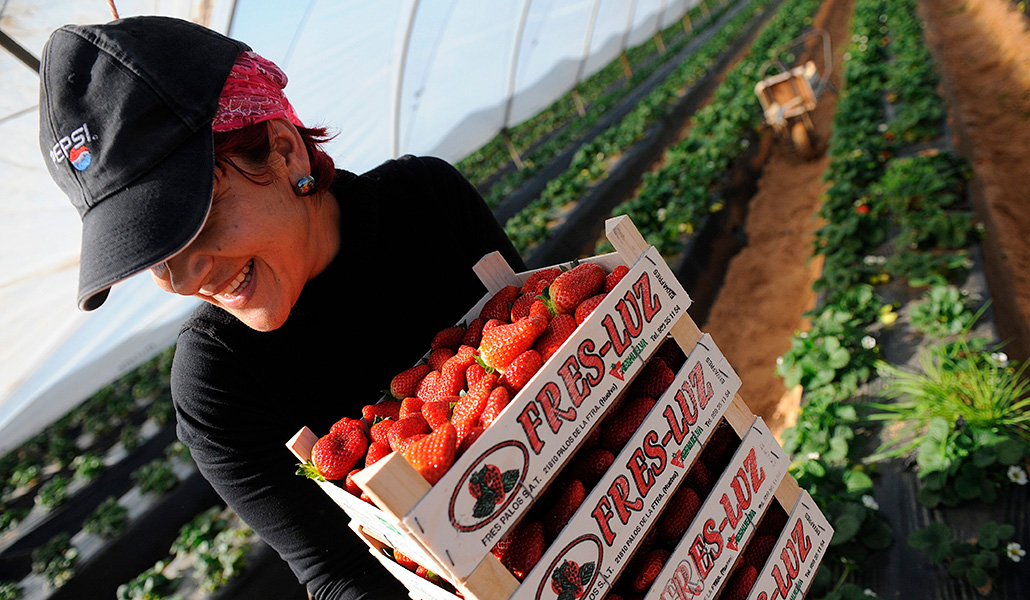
<box><xmin>296</xmin><ymin>460</ymin><xmax>327</xmax><ymax>482</ymax></box>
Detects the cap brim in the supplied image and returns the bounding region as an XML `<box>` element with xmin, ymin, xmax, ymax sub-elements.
<box><xmin>77</xmin><ymin>125</ymin><xmax>214</xmax><ymax>311</ymax></box>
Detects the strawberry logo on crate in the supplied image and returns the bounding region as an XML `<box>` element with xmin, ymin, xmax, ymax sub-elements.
<box><xmin>450</xmin><ymin>440</ymin><xmax>530</xmax><ymax>531</ymax></box>
<box><xmin>550</xmin><ymin>559</ymin><xmax>593</xmax><ymax>600</ymax></box>
<box><xmin>534</xmin><ymin>535</ymin><xmax>603</xmax><ymax>600</ymax></box>
<box><xmin>469</xmin><ymin>463</ymin><xmax>520</xmax><ymax>518</ymax></box>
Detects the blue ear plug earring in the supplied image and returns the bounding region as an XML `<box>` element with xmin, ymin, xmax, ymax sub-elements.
<box><xmin>295</xmin><ymin>175</ymin><xmax>315</xmax><ymax>196</ymax></box>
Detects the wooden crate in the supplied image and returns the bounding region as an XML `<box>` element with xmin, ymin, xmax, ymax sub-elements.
<box><xmin>287</xmin><ymin>216</ymin><xmax>831</xmax><ymax>600</ymax></box>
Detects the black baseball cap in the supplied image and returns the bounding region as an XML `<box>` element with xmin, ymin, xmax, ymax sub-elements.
<box><xmin>38</xmin><ymin>16</ymin><xmax>250</xmax><ymax>310</ymax></box>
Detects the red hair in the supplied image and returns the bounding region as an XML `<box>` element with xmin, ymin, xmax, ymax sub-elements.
<box><xmin>213</xmin><ymin>122</ymin><xmax>336</xmax><ymax>194</ymax></box>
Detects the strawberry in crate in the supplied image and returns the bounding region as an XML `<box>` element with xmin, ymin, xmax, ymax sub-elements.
<box><xmin>299</xmin><ymin>259</ymin><xmax>627</xmax><ymax>488</ymax></box>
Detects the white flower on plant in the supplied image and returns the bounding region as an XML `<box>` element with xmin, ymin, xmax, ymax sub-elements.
<box><xmin>861</xmin><ymin>336</ymin><xmax>877</xmax><ymax>350</ymax></box>
<box><xmin>776</xmin><ymin>356</ymin><xmax>784</xmax><ymax>366</ymax></box>
<box><xmin>843</xmin><ymin>52</ymin><xmax>852</xmax><ymax>62</ymax></box>
<box><xmin>806</xmin><ymin>452</ymin><xmax>820</xmax><ymax>460</ymax></box>
<box><xmin>990</xmin><ymin>352</ymin><xmax>1010</xmax><ymax>368</ymax></box>
<box><xmin>799</xmin><ymin>331</ymin><xmax>808</xmax><ymax>339</ymax></box>
<box><xmin>863</xmin><ymin>590</ymin><xmax>877</xmax><ymax>598</ymax></box>
<box><xmin>1006</xmin><ymin>542</ymin><xmax>1026</xmax><ymax>562</ymax></box>
<box><xmin>657</xmin><ymin>208</ymin><xmax>667</xmax><ymax>222</ymax></box>
<box><xmin>859</xmin><ymin>44</ymin><xmax>868</xmax><ymax>52</ymax></box>
<box><xmin>862</xmin><ymin>494</ymin><xmax>879</xmax><ymax>510</ymax></box>
<box><xmin>877</xmin><ymin>123</ymin><xmax>888</xmax><ymax>132</ymax></box>
<box><xmin>1008</xmin><ymin>465</ymin><xmax>1028</xmax><ymax>485</ymax></box>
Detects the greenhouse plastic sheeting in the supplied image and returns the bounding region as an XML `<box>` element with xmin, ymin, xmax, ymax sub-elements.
<box><xmin>0</xmin><ymin>0</ymin><xmax>702</xmax><ymax>453</ymax></box>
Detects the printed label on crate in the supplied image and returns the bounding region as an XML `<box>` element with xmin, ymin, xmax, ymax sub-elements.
<box><xmin>745</xmin><ymin>492</ymin><xmax>832</xmax><ymax>600</ymax></box>
<box><xmin>513</xmin><ymin>335</ymin><xmax>740</xmax><ymax>600</ymax></box>
<box><xmin>646</xmin><ymin>419</ymin><xmax>789</xmax><ymax>600</ymax></box>
<box><xmin>404</xmin><ymin>246</ymin><xmax>692</xmax><ymax>579</ymax></box>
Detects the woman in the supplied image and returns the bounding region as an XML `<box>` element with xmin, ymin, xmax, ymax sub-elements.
<box><xmin>39</xmin><ymin>15</ymin><xmax>526</xmax><ymax>600</ymax></box>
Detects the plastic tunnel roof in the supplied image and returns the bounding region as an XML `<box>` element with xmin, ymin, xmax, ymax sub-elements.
<box><xmin>0</xmin><ymin>0</ymin><xmax>702</xmax><ymax>454</ymax></box>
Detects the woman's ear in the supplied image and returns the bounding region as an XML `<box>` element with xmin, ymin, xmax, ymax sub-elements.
<box><xmin>266</xmin><ymin>119</ymin><xmax>311</xmax><ymax>182</ymax></box>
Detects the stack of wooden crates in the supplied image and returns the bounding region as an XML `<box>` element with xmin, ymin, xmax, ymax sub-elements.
<box><xmin>288</xmin><ymin>216</ymin><xmax>832</xmax><ymax>600</ymax></box>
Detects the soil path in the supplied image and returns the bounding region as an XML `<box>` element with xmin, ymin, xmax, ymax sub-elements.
<box><xmin>699</xmin><ymin>0</ymin><xmax>854</xmax><ymax>436</ymax></box>
<box><xmin>918</xmin><ymin>0</ymin><xmax>1030</xmax><ymax>363</ymax></box>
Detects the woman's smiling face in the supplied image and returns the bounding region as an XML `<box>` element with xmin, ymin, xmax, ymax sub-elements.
<box><xmin>150</xmin><ymin>121</ymin><xmax>338</xmax><ymax>332</ymax></box>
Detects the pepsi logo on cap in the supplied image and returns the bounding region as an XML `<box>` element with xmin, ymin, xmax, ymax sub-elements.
<box><xmin>69</xmin><ymin>145</ymin><xmax>92</xmax><ymax>171</ymax></box>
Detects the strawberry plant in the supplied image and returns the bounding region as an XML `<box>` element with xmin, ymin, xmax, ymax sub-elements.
<box><xmin>0</xmin><ymin>583</ymin><xmax>22</xmax><ymax>600</ymax></box>
<box><xmin>31</xmin><ymin>533</ymin><xmax>79</xmax><ymax>587</ymax></box>
<box><xmin>193</xmin><ymin>525</ymin><xmax>252</xmax><ymax>592</ymax></box>
<box><xmin>0</xmin><ymin>507</ymin><xmax>27</xmax><ymax>534</ymax></box>
<box><xmin>116</xmin><ymin>561</ymin><xmax>176</xmax><ymax>600</ymax></box>
<box><xmin>83</xmin><ymin>496</ymin><xmax>129</xmax><ymax>538</ymax></box>
<box><xmin>71</xmin><ymin>452</ymin><xmax>105</xmax><ymax>481</ymax></box>
<box><xmin>909</xmin><ymin>521</ymin><xmax>1020</xmax><ymax>591</ymax></box>
<box><xmin>130</xmin><ymin>460</ymin><xmax>178</xmax><ymax>495</ymax></box>
<box><xmin>908</xmin><ymin>285</ymin><xmax>978</xmax><ymax>338</ymax></box>
<box><xmin>776</xmin><ymin>307</ymin><xmax>879</xmax><ymax>401</ymax></box>
<box><xmin>34</xmin><ymin>474</ymin><xmax>69</xmax><ymax>511</ymax></box>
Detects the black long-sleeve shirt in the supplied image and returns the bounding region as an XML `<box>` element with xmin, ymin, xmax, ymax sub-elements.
<box><xmin>171</xmin><ymin>156</ymin><xmax>526</xmax><ymax>600</ymax></box>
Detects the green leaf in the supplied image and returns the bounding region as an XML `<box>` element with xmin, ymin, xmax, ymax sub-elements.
<box><xmin>972</xmin><ymin>551</ymin><xmax>998</xmax><ymax>570</ymax></box>
<box><xmin>472</xmin><ymin>494</ymin><xmax>497</xmax><ymax>519</ymax></box>
<box><xmin>965</xmin><ymin>566</ymin><xmax>988</xmax><ymax>588</ymax></box>
<box><xmin>909</xmin><ymin>522</ymin><xmax>952</xmax><ymax>561</ymax></box>
<box><xmin>995</xmin><ymin>439</ymin><xmax>1027</xmax><ymax>465</ymax></box>
<box><xmin>502</xmin><ymin>469</ymin><xmax>520</xmax><ymax>493</ymax></box>
<box><xmin>579</xmin><ymin>562</ymin><xmax>595</xmax><ymax>582</ymax></box>
<box><xmin>831</xmin><ymin>514</ymin><xmax>862</xmax><ymax>546</ymax></box>
<box><xmin>865</xmin><ymin>518</ymin><xmax>893</xmax><ymax>550</ymax></box>
<box><xmin>843</xmin><ymin>469</ymin><xmax>873</xmax><ymax>493</ymax></box>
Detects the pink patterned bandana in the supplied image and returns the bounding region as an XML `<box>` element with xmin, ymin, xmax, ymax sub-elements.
<box><xmin>212</xmin><ymin>51</ymin><xmax>304</xmax><ymax>133</ymax></box>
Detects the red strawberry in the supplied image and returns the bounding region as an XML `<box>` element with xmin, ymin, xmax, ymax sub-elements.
<box><xmin>627</xmin><ymin>548</ymin><xmax>670</xmax><ymax>594</ymax></box>
<box><xmin>389</xmin><ymin>364</ymin><xmax>431</xmax><ymax>400</ymax></box>
<box><xmin>369</xmin><ymin>418</ymin><xmax>395</xmax><ymax>444</ymax></box>
<box><xmin>510</xmin><ymin>292</ymin><xmax>538</xmax><ymax>322</ymax></box>
<box><xmin>567</xmin><ymin>447</ymin><xmax>615</xmax><ymax>488</ymax></box>
<box><xmin>362</xmin><ymin>400</ymin><xmax>401</xmax><ymax>422</ymax></box>
<box><xmin>438</xmin><ymin>347</ymin><xmax>479</xmax><ymax>397</ymax></box>
<box><xmin>685</xmin><ymin>459</ymin><xmax>715</xmax><ymax>498</ymax></box>
<box><xmin>480</xmin><ymin>285</ymin><xmax>520</xmax><ymax>322</ymax></box>
<box><xmin>605</xmin><ymin>265</ymin><xmax>629</xmax><ymax>292</ymax></box>
<box><xmin>468</xmin><ymin>464</ymin><xmax>506</xmax><ymax>502</ymax></box>
<box><xmin>601</xmin><ymin>396</ymin><xmax>657</xmax><ymax>453</ymax></box>
<box><xmin>365</xmin><ymin>441</ymin><xmax>392</xmax><ymax>467</ymax></box>
<box><xmin>400</xmin><ymin>423</ymin><xmax>457</xmax><ymax>485</ymax></box>
<box><xmin>700</xmin><ymin>423</ymin><xmax>739</xmax><ymax>474</ymax></box>
<box><xmin>534</xmin><ymin>314</ymin><xmax>578</xmax><ymax>362</ymax></box>
<box><xmin>431</xmin><ymin>324</ymin><xmax>466</xmax><ymax>351</ymax></box>
<box><xmin>388</xmin><ymin>414</ymin><xmax>431</xmax><ymax>452</ymax></box>
<box><xmin>492</xmin><ymin>534</ymin><xmax>513</xmax><ymax>562</ymax></box>
<box><xmin>656</xmin><ymin>487</ymin><xmax>700</xmax><ymax>545</ymax></box>
<box><xmin>416</xmin><ymin>371</ymin><xmax>442</xmax><ymax>401</ymax></box>
<box><xmin>427</xmin><ymin>347</ymin><xmax>455</xmax><ymax>372</ymax></box>
<box><xmin>452</xmin><ymin>373</ymin><xmax>498</xmax><ymax>425</ymax></box>
<box><xmin>481</xmin><ymin>386</ymin><xmax>511</xmax><ymax>428</ymax></box>
<box><xmin>301</xmin><ymin>428</ymin><xmax>368</xmax><ymax>481</ymax></box>
<box><xmin>466</xmin><ymin>362</ymin><xmax>489</xmax><ymax>388</ymax></box>
<box><xmin>545</xmin><ymin>479</ymin><xmax>586</xmax><ymax>539</ymax></box>
<box><xmin>344</xmin><ymin>469</ymin><xmax>362</xmax><ymax>497</ymax></box>
<box><xmin>530</xmin><ymin>298</ymin><xmax>551</xmax><ymax>320</ymax></box>
<box><xmin>399</xmin><ymin>396</ymin><xmax>424</xmax><ymax>420</ymax></box>
<box><xmin>522</xmin><ymin>268</ymin><xmax>561</xmax><ymax>294</ymax></box>
<box><xmin>478</xmin><ymin>315</ymin><xmax>548</xmax><ymax>372</ymax></box>
<box><xmin>456</xmin><ymin>421</ymin><xmax>486</xmax><ymax>456</ymax></box>
<box><xmin>329</xmin><ymin>417</ymin><xmax>364</xmax><ymax>437</ymax></box>
<box><xmin>499</xmin><ymin>349</ymin><xmax>543</xmax><ymax>394</ymax></box>
<box><xmin>393</xmin><ymin>433</ymin><xmax>427</xmax><ymax>456</ymax></box>
<box><xmin>741</xmin><ymin>534</ymin><xmax>777</xmax><ymax>569</ymax></box>
<box><xmin>757</xmin><ymin>505</ymin><xmax>788</xmax><ymax>537</ymax></box>
<box><xmin>655</xmin><ymin>339</ymin><xmax>687</xmax><ymax>372</ymax></box>
<box><xmin>393</xmin><ymin>549</ymin><xmax>418</xmax><ymax>572</ymax></box>
<box><xmin>721</xmin><ymin>565</ymin><xmax>758</xmax><ymax>600</ymax></box>
<box><xmin>462</xmin><ymin>317</ymin><xmax>487</xmax><ymax>347</ymax></box>
<box><xmin>574</xmin><ymin>293</ymin><xmax>607</xmax><ymax>325</ymax></box>
<box><xmin>422</xmin><ymin>400</ymin><xmax>453</xmax><ymax>429</ymax></box>
<box><xmin>544</xmin><ymin>263</ymin><xmax>606</xmax><ymax>315</ymax></box>
<box><xmin>629</xmin><ymin>357</ymin><xmax>675</xmax><ymax>399</ymax></box>
<box><xmin>504</xmin><ymin>520</ymin><xmax>546</xmax><ymax>580</ymax></box>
